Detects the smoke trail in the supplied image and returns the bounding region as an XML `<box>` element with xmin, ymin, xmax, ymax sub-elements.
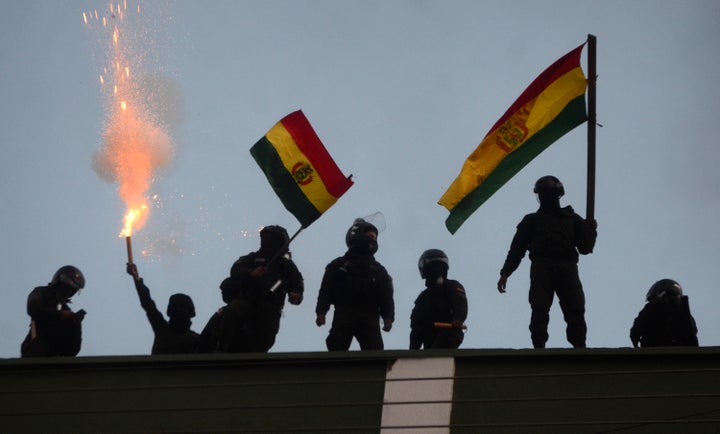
<box><xmin>92</xmin><ymin>103</ymin><xmax>174</xmax><ymax>231</ymax></box>
<box><xmin>85</xmin><ymin>2</ymin><xmax>179</xmax><ymax>235</ymax></box>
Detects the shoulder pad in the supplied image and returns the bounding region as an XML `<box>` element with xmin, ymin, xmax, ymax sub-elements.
<box><xmin>446</xmin><ymin>279</ymin><xmax>465</xmax><ymax>293</ymax></box>
<box><xmin>326</xmin><ymin>257</ymin><xmax>346</xmax><ymax>269</ymax></box>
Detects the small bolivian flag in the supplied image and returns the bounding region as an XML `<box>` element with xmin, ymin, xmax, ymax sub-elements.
<box><xmin>439</xmin><ymin>43</ymin><xmax>588</xmax><ymax>234</ymax></box>
<box><xmin>251</xmin><ymin>110</ymin><xmax>353</xmax><ymax>228</ymax></box>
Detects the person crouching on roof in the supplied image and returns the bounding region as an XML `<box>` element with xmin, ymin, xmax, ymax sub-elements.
<box><xmin>21</xmin><ymin>266</ymin><xmax>86</xmax><ymax>357</ymax></box>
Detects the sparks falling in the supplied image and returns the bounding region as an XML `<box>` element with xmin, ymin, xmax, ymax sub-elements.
<box><xmin>85</xmin><ymin>2</ymin><xmax>174</xmax><ymax>243</ymax></box>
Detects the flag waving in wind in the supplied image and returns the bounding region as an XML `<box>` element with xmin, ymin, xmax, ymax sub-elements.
<box><xmin>251</xmin><ymin>110</ymin><xmax>354</xmax><ymax>228</ymax></box>
<box><xmin>439</xmin><ymin>43</ymin><xmax>588</xmax><ymax>234</ymax></box>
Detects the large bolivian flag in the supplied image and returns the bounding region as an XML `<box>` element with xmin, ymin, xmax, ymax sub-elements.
<box><xmin>251</xmin><ymin>110</ymin><xmax>353</xmax><ymax>228</ymax></box>
<box><xmin>439</xmin><ymin>43</ymin><xmax>588</xmax><ymax>234</ymax></box>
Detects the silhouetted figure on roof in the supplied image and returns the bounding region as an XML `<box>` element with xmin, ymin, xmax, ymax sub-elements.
<box><xmin>497</xmin><ymin>176</ymin><xmax>597</xmax><ymax>349</ymax></box>
<box><xmin>218</xmin><ymin>225</ymin><xmax>304</xmax><ymax>352</ymax></box>
<box><xmin>197</xmin><ymin>277</ymin><xmax>240</xmax><ymax>353</ymax></box>
<box><xmin>126</xmin><ymin>263</ymin><xmax>200</xmax><ymax>354</ymax></box>
<box><xmin>315</xmin><ymin>218</ymin><xmax>394</xmax><ymax>351</ymax></box>
<box><xmin>630</xmin><ymin>279</ymin><xmax>698</xmax><ymax>348</ymax></box>
<box><xmin>21</xmin><ymin>266</ymin><xmax>86</xmax><ymax>357</ymax></box>
<box><xmin>410</xmin><ymin>249</ymin><xmax>468</xmax><ymax>350</ymax></box>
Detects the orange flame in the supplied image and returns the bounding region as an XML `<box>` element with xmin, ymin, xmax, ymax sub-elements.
<box><xmin>121</xmin><ymin>205</ymin><xmax>147</xmax><ymax>237</ymax></box>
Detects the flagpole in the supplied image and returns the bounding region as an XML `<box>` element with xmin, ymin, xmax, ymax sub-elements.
<box><xmin>586</xmin><ymin>34</ymin><xmax>597</xmax><ymax>221</ymax></box>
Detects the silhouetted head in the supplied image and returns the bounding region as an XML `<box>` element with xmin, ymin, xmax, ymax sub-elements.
<box><xmin>345</xmin><ymin>218</ymin><xmax>379</xmax><ymax>254</ymax></box>
<box><xmin>418</xmin><ymin>249</ymin><xmax>449</xmax><ymax>284</ymax></box>
<box><xmin>534</xmin><ymin>175</ymin><xmax>564</xmax><ymax>208</ymax></box>
<box><xmin>167</xmin><ymin>293</ymin><xmax>195</xmax><ymax>319</ymax></box>
<box><xmin>259</xmin><ymin>225</ymin><xmax>290</xmax><ymax>255</ymax></box>
<box><xmin>219</xmin><ymin>277</ymin><xmax>240</xmax><ymax>304</ymax></box>
<box><xmin>51</xmin><ymin>265</ymin><xmax>85</xmax><ymax>299</ymax></box>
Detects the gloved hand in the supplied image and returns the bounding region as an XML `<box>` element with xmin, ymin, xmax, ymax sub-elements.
<box><xmin>126</xmin><ymin>263</ymin><xmax>140</xmax><ymax>281</ymax></box>
<box><xmin>288</xmin><ymin>292</ymin><xmax>303</xmax><ymax>305</ymax></box>
<box><xmin>497</xmin><ymin>275</ymin><xmax>508</xmax><ymax>293</ymax></box>
<box><xmin>382</xmin><ymin>319</ymin><xmax>393</xmax><ymax>332</ymax></box>
<box><xmin>315</xmin><ymin>314</ymin><xmax>326</xmax><ymax>327</ymax></box>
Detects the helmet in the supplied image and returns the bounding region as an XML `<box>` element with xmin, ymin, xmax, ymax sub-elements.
<box><xmin>259</xmin><ymin>225</ymin><xmax>290</xmax><ymax>251</ymax></box>
<box><xmin>534</xmin><ymin>176</ymin><xmax>565</xmax><ymax>198</ymax></box>
<box><xmin>167</xmin><ymin>293</ymin><xmax>196</xmax><ymax>319</ymax></box>
<box><xmin>646</xmin><ymin>279</ymin><xmax>683</xmax><ymax>302</ymax></box>
<box><xmin>51</xmin><ymin>266</ymin><xmax>85</xmax><ymax>292</ymax></box>
<box><xmin>418</xmin><ymin>249</ymin><xmax>449</xmax><ymax>279</ymax></box>
<box><xmin>345</xmin><ymin>218</ymin><xmax>379</xmax><ymax>252</ymax></box>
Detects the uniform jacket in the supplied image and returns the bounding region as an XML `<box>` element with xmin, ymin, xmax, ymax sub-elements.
<box><xmin>133</xmin><ymin>279</ymin><xmax>200</xmax><ymax>354</ymax></box>
<box><xmin>500</xmin><ymin>205</ymin><xmax>597</xmax><ymax>277</ymax></box>
<box><xmin>230</xmin><ymin>250</ymin><xmax>304</xmax><ymax>309</ymax></box>
<box><xmin>410</xmin><ymin>279</ymin><xmax>468</xmax><ymax>332</ymax></box>
<box><xmin>22</xmin><ymin>285</ymin><xmax>82</xmax><ymax>357</ymax></box>
<box><xmin>316</xmin><ymin>251</ymin><xmax>395</xmax><ymax>322</ymax></box>
<box><xmin>630</xmin><ymin>296</ymin><xmax>698</xmax><ymax>347</ymax></box>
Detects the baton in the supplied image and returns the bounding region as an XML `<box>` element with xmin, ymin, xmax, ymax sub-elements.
<box><xmin>433</xmin><ymin>321</ymin><xmax>467</xmax><ymax>330</ymax></box>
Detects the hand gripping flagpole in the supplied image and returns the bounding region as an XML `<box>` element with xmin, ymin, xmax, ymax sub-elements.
<box><xmin>586</xmin><ymin>34</ymin><xmax>597</xmax><ymax>222</ymax></box>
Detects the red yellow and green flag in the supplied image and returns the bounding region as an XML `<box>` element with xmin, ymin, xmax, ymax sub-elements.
<box><xmin>438</xmin><ymin>43</ymin><xmax>588</xmax><ymax>234</ymax></box>
<box><xmin>251</xmin><ymin>110</ymin><xmax>353</xmax><ymax>228</ymax></box>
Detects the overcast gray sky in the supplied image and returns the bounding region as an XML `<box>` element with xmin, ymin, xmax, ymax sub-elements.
<box><xmin>1</xmin><ymin>0</ymin><xmax>718</xmax><ymax>358</ymax></box>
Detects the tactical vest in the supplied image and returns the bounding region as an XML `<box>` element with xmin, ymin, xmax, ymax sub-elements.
<box><xmin>327</xmin><ymin>257</ymin><xmax>386</xmax><ymax>308</ymax></box>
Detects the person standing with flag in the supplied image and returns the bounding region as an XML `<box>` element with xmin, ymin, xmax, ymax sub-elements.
<box><xmin>315</xmin><ymin>218</ymin><xmax>395</xmax><ymax>351</ymax></box>
<box><xmin>219</xmin><ymin>225</ymin><xmax>304</xmax><ymax>353</ymax></box>
<box><xmin>497</xmin><ymin>176</ymin><xmax>597</xmax><ymax>349</ymax></box>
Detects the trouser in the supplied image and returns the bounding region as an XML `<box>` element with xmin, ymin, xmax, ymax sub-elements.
<box><xmin>528</xmin><ymin>260</ymin><xmax>586</xmax><ymax>348</ymax></box>
<box><xmin>326</xmin><ymin>306</ymin><xmax>383</xmax><ymax>351</ymax></box>
<box><xmin>218</xmin><ymin>295</ymin><xmax>281</xmax><ymax>353</ymax></box>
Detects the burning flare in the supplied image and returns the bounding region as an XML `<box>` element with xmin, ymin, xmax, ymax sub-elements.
<box><xmin>121</xmin><ymin>205</ymin><xmax>146</xmax><ymax>237</ymax></box>
<box><xmin>85</xmin><ymin>2</ymin><xmax>174</xmax><ymax>243</ymax></box>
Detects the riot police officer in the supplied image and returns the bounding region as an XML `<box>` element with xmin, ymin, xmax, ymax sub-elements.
<box><xmin>197</xmin><ymin>277</ymin><xmax>240</xmax><ymax>353</ymax></box>
<box><xmin>218</xmin><ymin>225</ymin><xmax>304</xmax><ymax>352</ymax></box>
<box><xmin>126</xmin><ymin>263</ymin><xmax>200</xmax><ymax>354</ymax></box>
<box><xmin>410</xmin><ymin>249</ymin><xmax>468</xmax><ymax>349</ymax></box>
<box><xmin>497</xmin><ymin>176</ymin><xmax>597</xmax><ymax>348</ymax></box>
<box><xmin>21</xmin><ymin>266</ymin><xmax>86</xmax><ymax>357</ymax></box>
<box><xmin>315</xmin><ymin>218</ymin><xmax>395</xmax><ymax>351</ymax></box>
<box><xmin>630</xmin><ymin>279</ymin><xmax>698</xmax><ymax>347</ymax></box>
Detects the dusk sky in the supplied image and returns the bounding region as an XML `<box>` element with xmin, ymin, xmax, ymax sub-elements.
<box><xmin>1</xmin><ymin>0</ymin><xmax>718</xmax><ymax>358</ymax></box>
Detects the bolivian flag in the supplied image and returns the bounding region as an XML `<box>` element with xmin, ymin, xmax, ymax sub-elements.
<box><xmin>439</xmin><ymin>43</ymin><xmax>588</xmax><ymax>234</ymax></box>
<box><xmin>251</xmin><ymin>110</ymin><xmax>353</xmax><ymax>228</ymax></box>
